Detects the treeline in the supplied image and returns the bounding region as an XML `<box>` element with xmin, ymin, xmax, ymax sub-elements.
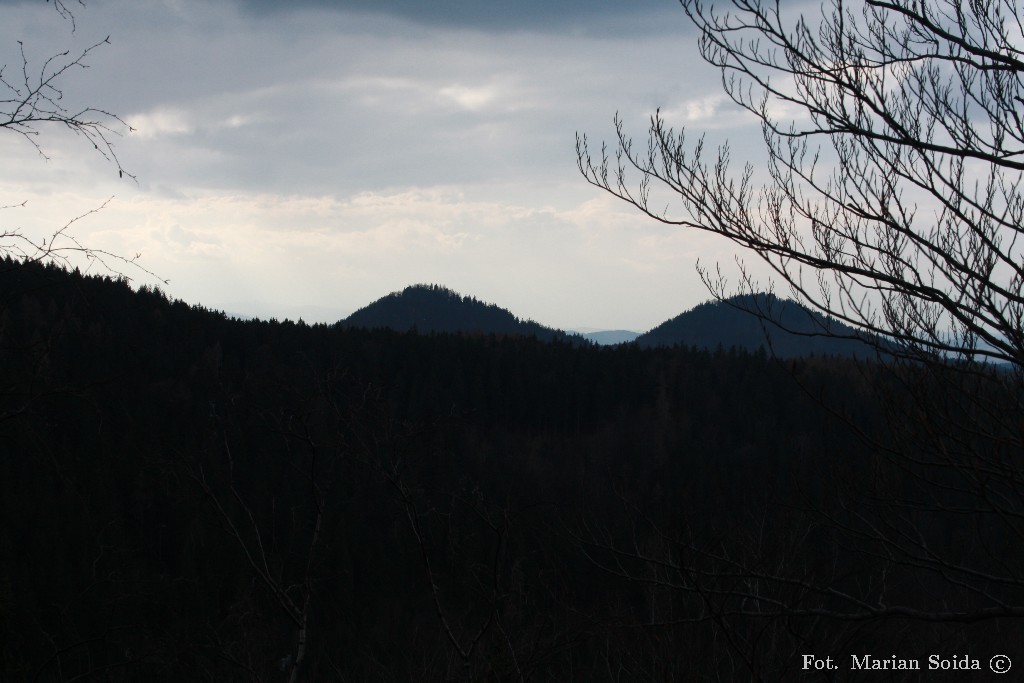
<box><xmin>1</xmin><ymin>257</ymin><xmax>1020</xmax><ymax>681</ymax></box>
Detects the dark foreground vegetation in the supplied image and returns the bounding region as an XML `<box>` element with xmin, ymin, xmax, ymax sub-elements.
<box><xmin>2</xmin><ymin>257</ymin><xmax>1022</xmax><ymax>681</ymax></box>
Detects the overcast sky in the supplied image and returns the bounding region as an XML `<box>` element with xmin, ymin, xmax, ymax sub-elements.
<box><xmin>0</xmin><ymin>0</ymin><xmax>774</xmax><ymax>331</ymax></box>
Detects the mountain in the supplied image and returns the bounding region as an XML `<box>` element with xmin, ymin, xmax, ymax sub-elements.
<box><xmin>2</xmin><ymin>257</ymin><xmax>1007</xmax><ymax>679</ymax></box>
<box><xmin>340</xmin><ymin>284</ymin><xmax>589</xmax><ymax>345</ymax></box>
<box><xmin>579</xmin><ymin>329</ymin><xmax>640</xmax><ymax>345</ymax></box>
<box><xmin>635</xmin><ymin>293</ymin><xmax>879</xmax><ymax>358</ymax></box>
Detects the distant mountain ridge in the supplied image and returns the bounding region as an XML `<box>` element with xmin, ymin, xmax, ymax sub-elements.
<box><xmin>635</xmin><ymin>293</ymin><xmax>879</xmax><ymax>358</ymax></box>
<box><xmin>580</xmin><ymin>330</ymin><xmax>640</xmax><ymax>346</ymax></box>
<box><xmin>339</xmin><ymin>287</ymin><xmax>879</xmax><ymax>357</ymax></box>
<box><xmin>340</xmin><ymin>284</ymin><xmax>589</xmax><ymax>345</ymax></box>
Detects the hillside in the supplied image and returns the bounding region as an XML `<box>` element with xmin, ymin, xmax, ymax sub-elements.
<box><xmin>340</xmin><ymin>283</ymin><xmax>588</xmax><ymax>344</ymax></box>
<box><xmin>636</xmin><ymin>292</ymin><xmax>879</xmax><ymax>358</ymax></box>
<box><xmin>0</xmin><ymin>258</ymin><xmax>1013</xmax><ymax>681</ymax></box>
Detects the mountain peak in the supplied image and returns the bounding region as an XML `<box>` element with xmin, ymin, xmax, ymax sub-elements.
<box><xmin>636</xmin><ymin>292</ymin><xmax>877</xmax><ymax>358</ymax></box>
<box><xmin>340</xmin><ymin>284</ymin><xmax>588</xmax><ymax>344</ymax></box>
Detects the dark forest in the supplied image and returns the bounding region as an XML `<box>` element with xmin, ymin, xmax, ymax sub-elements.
<box><xmin>3</xmin><ymin>257</ymin><xmax>1022</xmax><ymax>681</ymax></box>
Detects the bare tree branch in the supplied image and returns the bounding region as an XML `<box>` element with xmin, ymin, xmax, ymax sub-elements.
<box><xmin>1</xmin><ymin>37</ymin><xmax>134</xmax><ymax>179</ymax></box>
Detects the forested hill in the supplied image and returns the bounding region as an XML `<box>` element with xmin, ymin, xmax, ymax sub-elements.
<box><xmin>0</xmin><ymin>256</ymin><xmax>904</xmax><ymax>680</ymax></box>
<box><xmin>6</xmin><ymin>257</ymin><xmax>1006</xmax><ymax>681</ymax></box>
<box><xmin>637</xmin><ymin>292</ymin><xmax>879</xmax><ymax>357</ymax></box>
<box><xmin>341</xmin><ymin>283</ymin><xmax>588</xmax><ymax>345</ymax></box>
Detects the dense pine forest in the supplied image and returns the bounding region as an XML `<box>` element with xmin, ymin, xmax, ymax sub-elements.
<box><xmin>2</xmin><ymin>257</ymin><xmax>1022</xmax><ymax>681</ymax></box>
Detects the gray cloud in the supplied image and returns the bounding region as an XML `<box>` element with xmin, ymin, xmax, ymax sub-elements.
<box><xmin>236</xmin><ymin>0</ymin><xmax>680</xmax><ymax>33</ymax></box>
<box><xmin>0</xmin><ymin>0</ymin><xmax>763</xmax><ymax>330</ymax></box>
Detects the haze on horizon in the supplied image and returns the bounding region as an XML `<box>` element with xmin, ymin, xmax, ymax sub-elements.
<box><xmin>0</xmin><ymin>0</ymin><xmax>783</xmax><ymax>331</ymax></box>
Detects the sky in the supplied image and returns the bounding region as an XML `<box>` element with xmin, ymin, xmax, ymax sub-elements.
<box><xmin>0</xmin><ymin>0</ymin><xmax>777</xmax><ymax>331</ymax></box>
